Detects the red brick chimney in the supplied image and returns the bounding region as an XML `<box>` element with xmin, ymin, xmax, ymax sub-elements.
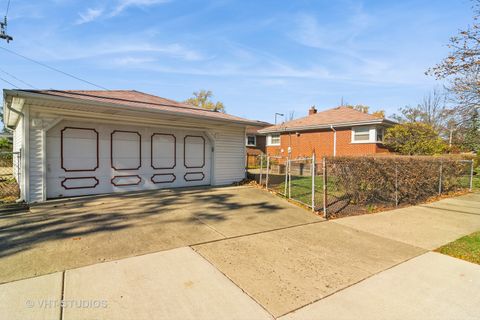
<box><xmin>309</xmin><ymin>106</ymin><xmax>317</xmax><ymax>115</ymax></box>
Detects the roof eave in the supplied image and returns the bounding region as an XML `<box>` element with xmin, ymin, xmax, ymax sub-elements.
<box><xmin>3</xmin><ymin>89</ymin><xmax>260</xmax><ymax>127</ymax></box>
<box><xmin>258</xmin><ymin>119</ymin><xmax>396</xmax><ymax>134</ymax></box>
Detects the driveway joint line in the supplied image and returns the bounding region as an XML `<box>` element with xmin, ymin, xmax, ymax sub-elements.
<box><xmin>60</xmin><ymin>270</ymin><xmax>66</xmax><ymax>320</ymax></box>
<box><xmin>275</xmin><ymin>250</ymin><xmax>429</xmax><ymax>318</ymax></box>
<box><xmin>193</xmin><ymin>216</ymin><xmax>228</xmax><ymax>238</ymax></box>
<box><xmin>190</xmin><ymin>219</ymin><xmax>327</xmax><ymax>247</ymax></box>
<box><xmin>191</xmin><ymin>248</ymin><xmax>276</xmax><ymax>320</ymax></box>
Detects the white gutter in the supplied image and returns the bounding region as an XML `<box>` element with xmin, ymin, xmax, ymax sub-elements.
<box><xmin>3</xmin><ymin>94</ymin><xmax>25</xmax><ymax>131</ymax></box>
<box><xmin>4</xmin><ymin>89</ymin><xmax>262</xmax><ymax>127</ymax></box>
<box><xmin>258</xmin><ymin>118</ymin><xmax>396</xmax><ymax>134</ymax></box>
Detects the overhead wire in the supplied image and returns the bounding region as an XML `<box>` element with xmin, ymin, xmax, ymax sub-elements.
<box><xmin>0</xmin><ymin>46</ymin><xmax>109</xmax><ymax>90</ymax></box>
<box><xmin>0</xmin><ymin>67</ymin><xmax>35</xmax><ymax>88</ymax></box>
<box><xmin>0</xmin><ymin>75</ymin><xmax>19</xmax><ymax>88</ymax></box>
<box><xmin>5</xmin><ymin>0</ymin><xmax>10</xmax><ymax>17</ymax></box>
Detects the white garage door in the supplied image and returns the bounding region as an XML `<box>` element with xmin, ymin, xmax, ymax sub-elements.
<box><xmin>46</xmin><ymin>120</ymin><xmax>212</xmax><ymax>198</ymax></box>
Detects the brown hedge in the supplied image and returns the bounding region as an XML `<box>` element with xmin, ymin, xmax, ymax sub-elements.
<box><xmin>325</xmin><ymin>156</ymin><xmax>471</xmax><ymax>206</ymax></box>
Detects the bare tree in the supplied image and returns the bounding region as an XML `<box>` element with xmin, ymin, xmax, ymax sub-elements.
<box><xmin>427</xmin><ymin>1</ymin><xmax>480</xmax><ymax>120</ymax></box>
<box><xmin>393</xmin><ymin>89</ymin><xmax>451</xmax><ymax>134</ymax></box>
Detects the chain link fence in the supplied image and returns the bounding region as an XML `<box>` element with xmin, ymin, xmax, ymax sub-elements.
<box><xmin>0</xmin><ymin>151</ymin><xmax>21</xmax><ymax>204</ymax></box>
<box><xmin>246</xmin><ymin>154</ymin><xmax>476</xmax><ymax>219</ymax></box>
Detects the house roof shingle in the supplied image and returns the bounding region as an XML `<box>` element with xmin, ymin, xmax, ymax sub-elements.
<box><xmin>16</xmin><ymin>89</ymin><xmax>257</xmax><ymax>124</ymax></box>
<box><xmin>259</xmin><ymin>106</ymin><xmax>393</xmax><ymax>133</ymax></box>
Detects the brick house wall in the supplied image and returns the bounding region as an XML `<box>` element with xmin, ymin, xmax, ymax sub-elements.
<box><xmin>266</xmin><ymin>127</ymin><xmax>390</xmax><ymax>158</ymax></box>
<box><xmin>246</xmin><ymin>135</ymin><xmax>266</xmax><ymax>155</ymax></box>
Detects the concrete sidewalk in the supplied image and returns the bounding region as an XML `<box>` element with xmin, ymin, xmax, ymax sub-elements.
<box><xmin>280</xmin><ymin>252</ymin><xmax>480</xmax><ymax>320</ymax></box>
<box><xmin>334</xmin><ymin>193</ymin><xmax>480</xmax><ymax>250</ymax></box>
<box><xmin>1</xmin><ymin>247</ymin><xmax>273</xmax><ymax>320</ymax></box>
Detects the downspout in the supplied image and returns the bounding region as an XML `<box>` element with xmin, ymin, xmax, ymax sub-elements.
<box><xmin>330</xmin><ymin>125</ymin><xmax>336</xmax><ymax>157</ymax></box>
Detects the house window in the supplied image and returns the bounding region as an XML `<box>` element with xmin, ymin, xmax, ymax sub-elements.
<box><xmin>267</xmin><ymin>134</ymin><xmax>280</xmax><ymax>146</ymax></box>
<box><xmin>246</xmin><ymin>135</ymin><xmax>256</xmax><ymax>146</ymax></box>
<box><xmin>376</xmin><ymin>127</ymin><xmax>385</xmax><ymax>142</ymax></box>
<box><xmin>352</xmin><ymin>127</ymin><xmax>370</xmax><ymax>142</ymax></box>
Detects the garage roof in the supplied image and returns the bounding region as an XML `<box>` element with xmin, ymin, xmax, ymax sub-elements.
<box><xmin>4</xmin><ymin>89</ymin><xmax>260</xmax><ymax>126</ymax></box>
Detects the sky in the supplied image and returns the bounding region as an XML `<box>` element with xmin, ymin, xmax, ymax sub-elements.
<box><xmin>0</xmin><ymin>0</ymin><xmax>473</xmax><ymax>123</ymax></box>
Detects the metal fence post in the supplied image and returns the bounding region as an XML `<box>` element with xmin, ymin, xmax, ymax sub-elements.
<box><xmin>259</xmin><ymin>154</ymin><xmax>263</xmax><ymax>186</ymax></box>
<box><xmin>288</xmin><ymin>158</ymin><xmax>292</xmax><ymax>199</ymax></box>
<box><xmin>438</xmin><ymin>160</ymin><xmax>443</xmax><ymax>195</ymax></box>
<box><xmin>266</xmin><ymin>155</ymin><xmax>270</xmax><ymax>190</ymax></box>
<box><xmin>470</xmin><ymin>160</ymin><xmax>474</xmax><ymax>192</ymax></box>
<box><xmin>395</xmin><ymin>163</ymin><xmax>398</xmax><ymax>207</ymax></box>
<box><xmin>322</xmin><ymin>157</ymin><xmax>327</xmax><ymax>219</ymax></box>
<box><xmin>311</xmin><ymin>153</ymin><xmax>316</xmax><ymax>212</ymax></box>
<box><xmin>284</xmin><ymin>156</ymin><xmax>289</xmax><ymax>196</ymax></box>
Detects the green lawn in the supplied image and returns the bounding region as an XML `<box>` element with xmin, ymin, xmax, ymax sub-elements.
<box><xmin>473</xmin><ymin>168</ymin><xmax>480</xmax><ymax>190</ymax></box>
<box><xmin>436</xmin><ymin>231</ymin><xmax>480</xmax><ymax>265</ymax></box>
<box><xmin>273</xmin><ymin>176</ymin><xmax>326</xmax><ymax>207</ymax></box>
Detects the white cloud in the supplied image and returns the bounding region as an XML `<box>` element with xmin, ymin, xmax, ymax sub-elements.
<box><xmin>75</xmin><ymin>0</ymin><xmax>170</xmax><ymax>25</ymax></box>
<box><xmin>76</xmin><ymin>8</ymin><xmax>104</xmax><ymax>25</ymax></box>
<box><xmin>37</xmin><ymin>41</ymin><xmax>206</xmax><ymax>62</ymax></box>
<box><xmin>110</xmin><ymin>0</ymin><xmax>171</xmax><ymax>17</ymax></box>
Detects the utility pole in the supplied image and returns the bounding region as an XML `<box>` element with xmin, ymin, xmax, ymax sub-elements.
<box><xmin>274</xmin><ymin>113</ymin><xmax>284</xmax><ymax>125</ymax></box>
<box><xmin>1</xmin><ymin>0</ymin><xmax>13</xmax><ymax>43</ymax></box>
<box><xmin>0</xmin><ymin>16</ymin><xmax>12</xmax><ymax>42</ymax></box>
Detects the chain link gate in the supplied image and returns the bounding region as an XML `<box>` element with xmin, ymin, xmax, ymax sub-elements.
<box><xmin>0</xmin><ymin>151</ymin><xmax>21</xmax><ymax>204</ymax></box>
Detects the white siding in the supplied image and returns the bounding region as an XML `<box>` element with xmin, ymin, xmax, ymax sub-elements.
<box><xmin>28</xmin><ymin>126</ymin><xmax>43</xmax><ymax>202</ymax></box>
<box><xmin>212</xmin><ymin>126</ymin><xmax>246</xmax><ymax>185</ymax></box>
<box><xmin>28</xmin><ymin>116</ymin><xmax>61</xmax><ymax>203</ymax></box>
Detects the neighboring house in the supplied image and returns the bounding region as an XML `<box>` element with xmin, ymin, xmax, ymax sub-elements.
<box><xmin>245</xmin><ymin>121</ymin><xmax>271</xmax><ymax>156</ymax></box>
<box><xmin>258</xmin><ymin>106</ymin><xmax>395</xmax><ymax>158</ymax></box>
<box><xmin>3</xmin><ymin>89</ymin><xmax>260</xmax><ymax>203</ymax></box>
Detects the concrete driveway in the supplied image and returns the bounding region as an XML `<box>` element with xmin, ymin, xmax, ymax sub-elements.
<box><xmin>1</xmin><ymin>190</ymin><xmax>479</xmax><ymax>319</ymax></box>
<box><xmin>0</xmin><ymin>186</ymin><xmax>322</xmax><ymax>284</ymax></box>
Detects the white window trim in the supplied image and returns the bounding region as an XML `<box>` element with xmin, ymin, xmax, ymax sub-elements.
<box><xmin>246</xmin><ymin>135</ymin><xmax>256</xmax><ymax>147</ymax></box>
<box><xmin>351</xmin><ymin>126</ymin><xmax>385</xmax><ymax>144</ymax></box>
<box><xmin>267</xmin><ymin>134</ymin><xmax>281</xmax><ymax>146</ymax></box>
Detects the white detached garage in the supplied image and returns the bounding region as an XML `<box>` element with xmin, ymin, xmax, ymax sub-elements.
<box><xmin>3</xmin><ymin>89</ymin><xmax>255</xmax><ymax>203</ymax></box>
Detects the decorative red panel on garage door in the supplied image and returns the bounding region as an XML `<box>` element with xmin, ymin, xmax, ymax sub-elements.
<box><xmin>184</xmin><ymin>135</ymin><xmax>205</xmax><ymax>168</ymax></box>
<box><xmin>61</xmin><ymin>127</ymin><xmax>99</xmax><ymax>172</ymax></box>
<box><xmin>111</xmin><ymin>130</ymin><xmax>142</xmax><ymax>170</ymax></box>
<box><xmin>151</xmin><ymin>133</ymin><xmax>176</xmax><ymax>169</ymax></box>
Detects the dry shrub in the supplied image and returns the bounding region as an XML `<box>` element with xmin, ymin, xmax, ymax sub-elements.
<box><xmin>326</xmin><ymin>156</ymin><xmax>470</xmax><ymax>207</ymax></box>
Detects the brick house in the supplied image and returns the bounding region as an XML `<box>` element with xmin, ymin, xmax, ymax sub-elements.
<box><xmin>258</xmin><ymin>106</ymin><xmax>395</xmax><ymax>158</ymax></box>
<box><xmin>245</xmin><ymin>121</ymin><xmax>272</xmax><ymax>156</ymax></box>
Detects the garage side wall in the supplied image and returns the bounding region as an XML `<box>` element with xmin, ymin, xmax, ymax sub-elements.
<box><xmin>28</xmin><ymin>115</ymin><xmax>60</xmax><ymax>202</ymax></box>
<box><xmin>212</xmin><ymin>126</ymin><xmax>246</xmax><ymax>186</ymax></box>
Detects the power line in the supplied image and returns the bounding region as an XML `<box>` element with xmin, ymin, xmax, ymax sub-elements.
<box><xmin>5</xmin><ymin>0</ymin><xmax>10</xmax><ymax>17</ymax></box>
<box><xmin>0</xmin><ymin>75</ymin><xmax>19</xmax><ymax>88</ymax></box>
<box><xmin>0</xmin><ymin>46</ymin><xmax>109</xmax><ymax>90</ymax></box>
<box><xmin>0</xmin><ymin>67</ymin><xmax>35</xmax><ymax>88</ymax></box>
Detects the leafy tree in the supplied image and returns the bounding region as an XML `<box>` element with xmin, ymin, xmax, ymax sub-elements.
<box><xmin>345</xmin><ymin>104</ymin><xmax>370</xmax><ymax>113</ymax></box>
<box><xmin>0</xmin><ymin>138</ymin><xmax>12</xmax><ymax>151</ymax></box>
<box><xmin>384</xmin><ymin>123</ymin><xmax>447</xmax><ymax>155</ymax></box>
<box><xmin>184</xmin><ymin>90</ymin><xmax>225</xmax><ymax>112</ymax></box>
<box><xmin>345</xmin><ymin>104</ymin><xmax>385</xmax><ymax>118</ymax></box>
<box><xmin>462</xmin><ymin>108</ymin><xmax>480</xmax><ymax>152</ymax></box>
<box><xmin>371</xmin><ymin>110</ymin><xmax>385</xmax><ymax>118</ymax></box>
